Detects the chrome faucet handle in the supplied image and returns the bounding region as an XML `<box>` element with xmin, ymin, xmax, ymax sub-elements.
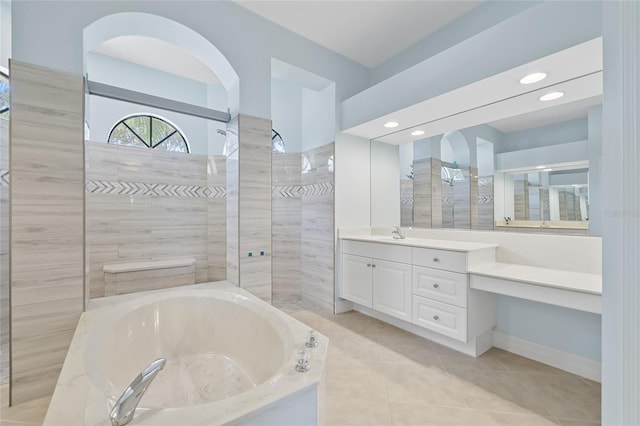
<box><xmin>109</xmin><ymin>358</ymin><xmax>166</xmax><ymax>426</ymax></box>
<box><xmin>295</xmin><ymin>348</ymin><xmax>310</xmax><ymax>373</ymax></box>
<box><xmin>392</xmin><ymin>226</ymin><xmax>405</xmax><ymax>239</ymax></box>
<box><xmin>305</xmin><ymin>329</ymin><xmax>319</xmax><ymax>348</ymax></box>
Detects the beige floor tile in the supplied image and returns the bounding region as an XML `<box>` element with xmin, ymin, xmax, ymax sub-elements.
<box><xmin>556</xmin><ymin>418</ymin><xmax>601</xmax><ymax>426</ymax></box>
<box><xmin>325</xmin><ymin>363</ymin><xmax>388</xmax><ymax>402</ymax></box>
<box><xmin>0</xmin><ymin>395</ymin><xmax>50</xmax><ymax>425</ymax></box>
<box><xmin>322</xmin><ymin>396</ymin><xmax>392</xmax><ymax>426</ymax></box>
<box><xmin>491</xmin><ymin>349</ymin><xmax>570</xmax><ymax>376</ymax></box>
<box><xmin>390</xmin><ymin>402</ymin><xmax>559</xmax><ymax>426</ymax></box>
<box><xmin>435</xmin><ymin>345</ymin><xmax>509</xmax><ymax>373</ymax></box>
<box><xmin>519</xmin><ymin>373</ymin><xmax>601</xmax><ymax>422</ymax></box>
<box><xmin>447</xmin><ymin>370</ymin><xmax>552</xmax><ymax>417</ymax></box>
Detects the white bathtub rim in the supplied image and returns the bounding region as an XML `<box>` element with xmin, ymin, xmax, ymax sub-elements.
<box><xmin>83</xmin><ymin>288</ymin><xmax>294</xmax><ymax>404</ymax></box>
<box><xmin>45</xmin><ymin>282</ymin><xmax>328</xmax><ymax>426</ymax></box>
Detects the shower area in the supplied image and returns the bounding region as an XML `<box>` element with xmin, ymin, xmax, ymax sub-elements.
<box><xmin>270</xmin><ymin>60</ymin><xmax>337</xmax><ymax>313</ymax></box>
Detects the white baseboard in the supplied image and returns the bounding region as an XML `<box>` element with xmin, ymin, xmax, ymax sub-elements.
<box><xmin>493</xmin><ymin>331</ymin><xmax>601</xmax><ymax>382</ymax></box>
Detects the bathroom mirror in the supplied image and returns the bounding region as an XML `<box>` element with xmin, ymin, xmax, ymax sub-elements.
<box><xmin>370</xmin><ymin>38</ymin><xmax>602</xmax><ymax>235</ymax></box>
<box><xmin>495</xmin><ymin>164</ymin><xmax>589</xmax><ymax>231</ymax></box>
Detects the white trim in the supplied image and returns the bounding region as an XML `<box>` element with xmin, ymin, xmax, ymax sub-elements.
<box><xmin>334</xmin><ymin>298</ymin><xmax>353</xmax><ymax>314</ymax></box>
<box><xmin>493</xmin><ymin>331</ymin><xmax>601</xmax><ymax>382</ymax></box>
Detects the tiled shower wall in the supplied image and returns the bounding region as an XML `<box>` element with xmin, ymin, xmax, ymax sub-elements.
<box><xmin>413</xmin><ymin>158</ymin><xmax>442</xmax><ymax>228</ymax></box>
<box><xmin>478</xmin><ymin>176</ymin><xmax>495</xmax><ymax>230</ymax></box>
<box><xmin>301</xmin><ymin>143</ymin><xmax>335</xmax><ymax>312</ymax></box>
<box><xmin>272</xmin><ymin>153</ymin><xmax>302</xmax><ymax>298</ymax></box>
<box><xmin>0</xmin><ymin>118</ymin><xmax>8</xmax><ymax>385</ymax></box>
<box><xmin>400</xmin><ymin>178</ymin><xmax>413</xmax><ymax>227</ymax></box>
<box><xmin>85</xmin><ymin>141</ymin><xmax>227</xmax><ymax>298</ymax></box>
<box><xmin>10</xmin><ymin>61</ymin><xmax>85</xmax><ymax>404</ymax></box>
<box><xmin>271</xmin><ymin>143</ymin><xmax>335</xmax><ymax>312</ymax></box>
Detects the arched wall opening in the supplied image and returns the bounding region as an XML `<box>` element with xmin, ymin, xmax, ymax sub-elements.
<box><xmin>81</xmin><ymin>12</ymin><xmax>236</xmax><ymax>302</ymax></box>
<box><xmin>83</xmin><ymin>12</ymin><xmax>239</xmax><ymax>155</ymax></box>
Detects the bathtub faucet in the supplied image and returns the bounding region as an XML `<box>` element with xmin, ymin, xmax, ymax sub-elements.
<box><xmin>109</xmin><ymin>358</ymin><xmax>167</xmax><ymax>426</ymax></box>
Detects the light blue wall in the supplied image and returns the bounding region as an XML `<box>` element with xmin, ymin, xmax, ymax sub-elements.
<box><xmin>0</xmin><ymin>0</ymin><xmax>10</xmax><ymax>70</ymax></box>
<box><xmin>343</xmin><ymin>1</ymin><xmax>602</xmax><ymax>130</ymax></box>
<box><xmin>496</xmin><ymin>296</ymin><xmax>601</xmax><ymax>361</ymax></box>
<box><xmin>371</xmin><ymin>1</ymin><xmax>540</xmax><ymax>84</ymax></box>
<box><xmin>271</xmin><ymin>78</ymin><xmax>303</xmax><ymax>153</ymax></box>
<box><xmin>11</xmin><ymin>1</ymin><xmax>369</xmax><ymax>120</ymax></box>
<box><xmin>86</xmin><ymin>52</ymin><xmax>226</xmax><ymax>155</ymax></box>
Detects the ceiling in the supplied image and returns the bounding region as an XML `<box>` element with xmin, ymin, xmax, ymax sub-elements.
<box><xmin>235</xmin><ymin>1</ymin><xmax>483</xmax><ymax>68</ymax></box>
<box><xmin>92</xmin><ymin>36</ymin><xmax>220</xmax><ymax>84</ymax></box>
<box><xmin>345</xmin><ymin>37</ymin><xmax>603</xmax><ymax>144</ymax></box>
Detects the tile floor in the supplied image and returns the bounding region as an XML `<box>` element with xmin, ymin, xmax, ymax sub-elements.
<box><xmin>0</xmin><ymin>296</ymin><xmax>601</xmax><ymax>426</ymax></box>
<box><xmin>275</xmin><ymin>295</ymin><xmax>601</xmax><ymax>426</ymax></box>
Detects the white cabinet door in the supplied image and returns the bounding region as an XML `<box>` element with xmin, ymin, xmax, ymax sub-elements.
<box><xmin>342</xmin><ymin>254</ymin><xmax>373</xmax><ymax>307</ymax></box>
<box><xmin>372</xmin><ymin>259</ymin><xmax>413</xmax><ymax>321</ymax></box>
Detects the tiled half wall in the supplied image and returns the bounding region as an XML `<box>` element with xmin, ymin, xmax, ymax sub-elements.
<box><xmin>9</xmin><ymin>61</ymin><xmax>85</xmax><ymax>404</ymax></box>
<box><xmin>85</xmin><ymin>141</ymin><xmax>227</xmax><ymax>298</ymax></box>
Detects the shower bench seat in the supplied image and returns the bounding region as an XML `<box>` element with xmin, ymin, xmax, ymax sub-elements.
<box><xmin>103</xmin><ymin>257</ymin><xmax>196</xmax><ymax>296</ymax></box>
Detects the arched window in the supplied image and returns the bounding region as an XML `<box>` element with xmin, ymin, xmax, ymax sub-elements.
<box><xmin>272</xmin><ymin>129</ymin><xmax>285</xmax><ymax>153</ymax></box>
<box><xmin>0</xmin><ymin>70</ymin><xmax>9</xmax><ymax>119</ymax></box>
<box><xmin>108</xmin><ymin>114</ymin><xmax>189</xmax><ymax>153</ymax></box>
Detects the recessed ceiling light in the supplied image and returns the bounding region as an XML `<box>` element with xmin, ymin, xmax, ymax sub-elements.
<box><xmin>536</xmin><ymin>165</ymin><xmax>546</xmax><ymax>169</ymax></box>
<box><xmin>411</xmin><ymin>130</ymin><xmax>425</xmax><ymax>136</ymax></box>
<box><xmin>543</xmin><ymin>168</ymin><xmax>553</xmax><ymax>172</ymax></box>
<box><xmin>520</xmin><ymin>72</ymin><xmax>547</xmax><ymax>85</ymax></box>
<box><xmin>384</xmin><ymin>121</ymin><xmax>399</xmax><ymax>128</ymax></box>
<box><xmin>539</xmin><ymin>92</ymin><xmax>564</xmax><ymax>102</ymax></box>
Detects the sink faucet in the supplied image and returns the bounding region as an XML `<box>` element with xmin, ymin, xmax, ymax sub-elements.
<box><xmin>392</xmin><ymin>226</ymin><xmax>405</xmax><ymax>239</ymax></box>
<box><xmin>109</xmin><ymin>358</ymin><xmax>166</xmax><ymax>426</ymax></box>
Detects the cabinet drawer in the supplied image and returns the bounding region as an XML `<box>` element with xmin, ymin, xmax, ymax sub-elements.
<box><xmin>413</xmin><ymin>247</ymin><xmax>466</xmax><ymax>273</ymax></box>
<box><xmin>342</xmin><ymin>240</ymin><xmax>412</xmax><ymax>264</ymax></box>
<box><xmin>412</xmin><ymin>296</ymin><xmax>467</xmax><ymax>342</ymax></box>
<box><xmin>413</xmin><ymin>266</ymin><xmax>467</xmax><ymax>308</ymax></box>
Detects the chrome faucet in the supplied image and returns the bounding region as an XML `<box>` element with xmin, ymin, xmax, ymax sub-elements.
<box><xmin>392</xmin><ymin>226</ymin><xmax>405</xmax><ymax>239</ymax></box>
<box><xmin>109</xmin><ymin>358</ymin><xmax>166</xmax><ymax>426</ymax></box>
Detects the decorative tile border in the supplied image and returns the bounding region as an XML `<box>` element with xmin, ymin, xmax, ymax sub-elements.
<box><xmin>479</xmin><ymin>195</ymin><xmax>494</xmax><ymax>204</ymax></box>
<box><xmin>401</xmin><ymin>197</ymin><xmax>414</xmax><ymax>206</ymax></box>
<box><xmin>0</xmin><ymin>169</ymin><xmax>8</xmax><ymax>186</ymax></box>
<box><xmin>86</xmin><ymin>180</ymin><xmax>226</xmax><ymax>198</ymax></box>
<box><xmin>272</xmin><ymin>181</ymin><xmax>334</xmax><ymax>199</ymax></box>
<box><xmin>272</xmin><ymin>185</ymin><xmax>302</xmax><ymax>199</ymax></box>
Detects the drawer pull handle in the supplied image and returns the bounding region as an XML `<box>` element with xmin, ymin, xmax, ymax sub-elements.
<box><xmin>433</xmin><ymin>315</ymin><xmax>439</xmax><ymax>321</ymax></box>
<box><xmin>433</xmin><ymin>257</ymin><xmax>440</xmax><ymax>262</ymax></box>
<box><xmin>433</xmin><ymin>283</ymin><xmax>439</xmax><ymax>289</ymax></box>
<box><xmin>372</xmin><ymin>264</ymin><xmax>376</xmax><ymax>268</ymax></box>
<box><xmin>367</xmin><ymin>263</ymin><xmax>372</xmax><ymax>267</ymax></box>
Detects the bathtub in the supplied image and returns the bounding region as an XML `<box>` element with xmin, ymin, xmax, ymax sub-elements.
<box><xmin>44</xmin><ymin>282</ymin><xmax>328</xmax><ymax>425</ymax></box>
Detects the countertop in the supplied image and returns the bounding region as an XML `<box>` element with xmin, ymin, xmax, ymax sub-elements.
<box><xmin>469</xmin><ymin>262</ymin><xmax>602</xmax><ymax>295</ymax></box>
<box><xmin>340</xmin><ymin>235</ymin><xmax>498</xmax><ymax>253</ymax></box>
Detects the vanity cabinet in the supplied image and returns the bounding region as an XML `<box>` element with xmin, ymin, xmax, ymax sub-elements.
<box><xmin>341</xmin><ymin>241</ymin><xmax>413</xmax><ymax>321</ymax></box>
<box><xmin>340</xmin><ymin>237</ymin><xmax>497</xmax><ymax>355</ymax></box>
